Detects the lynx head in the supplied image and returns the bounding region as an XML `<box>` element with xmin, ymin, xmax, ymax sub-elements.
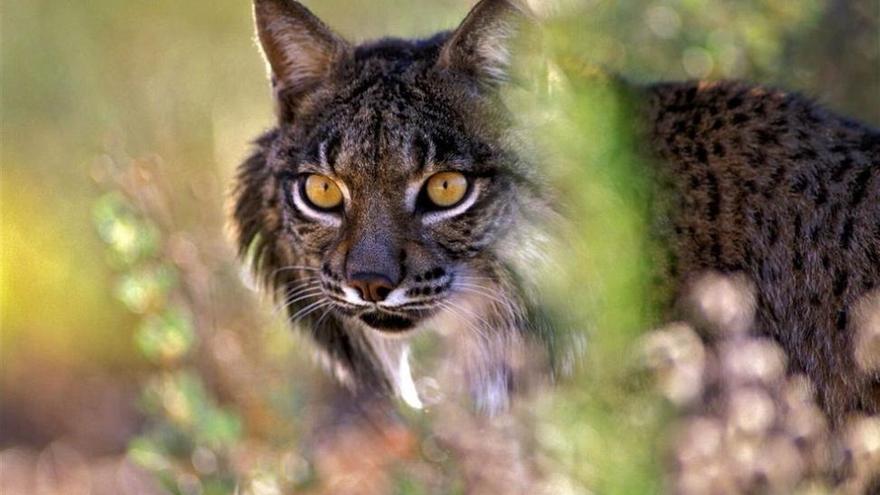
<box><xmin>233</xmin><ymin>0</ymin><xmax>549</xmax><ymax>410</ymax></box>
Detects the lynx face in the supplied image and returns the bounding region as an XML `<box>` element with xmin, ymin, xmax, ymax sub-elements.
<box><xmin>233</xmin><ymin>0</ymin><xmax>544</xmax><ymax>402</ymax></box>
<box><xmin>268</xmin><ymin>76</ymin><xmax>518</xmax><ymax>332</ymax></box>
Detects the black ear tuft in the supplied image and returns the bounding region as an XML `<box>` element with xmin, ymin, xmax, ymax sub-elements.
<box><xmin>253</xmin><ymin>0</ymin><xmax>350</xmax><ymax>121</ymax></box>
<box><xmin>437</xmin><ymin>0</ymin><xmax>532</xmax><ymax>87</ymax></box>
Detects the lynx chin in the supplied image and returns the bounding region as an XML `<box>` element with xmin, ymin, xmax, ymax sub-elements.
<box><xmin>231</xmin><ymin>0</ymin><xmax>880</xmax><ymax>419</ymax></box>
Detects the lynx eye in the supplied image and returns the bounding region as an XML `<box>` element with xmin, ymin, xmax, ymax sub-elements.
<box><xmin>425</xmin><ymin>171</ymin><xmax>468</xmax><ymax>208</ymax></box>
<box><xmin>302</xmin><ymin>174</ymin><xmax>343</xmax><ymax>211</ymax></box>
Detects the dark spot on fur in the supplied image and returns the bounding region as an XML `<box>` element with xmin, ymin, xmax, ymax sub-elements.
<box><xmin>790</xmin><ymin>175</ymin><xmax>809</xmax><ymax>194</ymax></box>
<box><xmin>707</xmin><ymin>172</ymin><xmax>720</xmax><ymax>220</ymax></box>
<box><xmin>833</xmin><ymin>270</ymin><xmax>848</xmax><ymax>297</ymax></box>
<box><xmin>769</xmin><ymin>165</ymin><xmax>786</xmax><ymax>188</ymax></box>
<box><xmin>324</xmin><ymin>134</ymin><xmax>342</xmax><ymax>166</ymax></box>
<box><xmin>861</xmin><ymin>132</ymin><xmax>880</xmax><ymax>152</ymax></box>
<box><xmin>753</xmin><ymin>102</ymin><xmax>766</xmax><ymax>117</ymax></box>
<box><xmin>726</xmin><ymin>95</ymin><xmax>743</xmax><ymax>110</ymax></box>
<box><xmin>836</xmin><ymin>309</ymin><xmax>848</xmax><ymax>331</ymax></box>
<box><xmin>768</xmin><ymin>218</ymin><xmax>780</xmax><ymax>246</ymax></box>
<box><xmin>793</xmin><ymin>250</ymin><xmax>803</xmax><ymax>271</ymax></box>
<box><xmin>798</xmin><ymin>147</ymin><xmax>818</xmax><ymax>161</ymax></box>
<box><xmin>673</xmin><ymin>119</ymin><xmax>687</xmax><ymax>134</ymax></box>
<box><xmin>757</xmin><ymin>129</ymin><xmax>777</xmax><ymax>146</ymax></box>
<box><xmin>812</xmin><ymin>183</ymin><xmax>828</xmax><ymax>206</ymax></box>
<box><xmin>732</xmin><ymin>113</ymin><xmax>749</xmax><ymax>125</ymax></box>
<box><xmin>710</xmin><ymin>236</ymin><xmax>722</xmax><ymax>262</ymax></box>
<box><xmin>840</xmin><ymin>217</ymin><xmax>855</xmax><ymax>249</ymax></box>
<box><xmin>850</xmin><ymin>167</ymin><xmax>872</xmax><ymax>207</ymax></box>
<box><xmin>752</xmin><ymin>209</ymin><xmax>765</xmax><ymax>228</ymax></box>
<box><xmin>695</xmin><ymin>145</ymin><xmax>708</xmax><ymax>164</ymax></box>
<box><xmin>831</xmin><ymin>156</ymin><xmax>854</xmax><ymax>182</ymax></box>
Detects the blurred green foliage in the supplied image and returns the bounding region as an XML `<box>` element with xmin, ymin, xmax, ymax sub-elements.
<box><xmin>3</xmin><ymin>0</ymin><xmax>877</xmax><ymax>494</ymax></box>
<box><xmin>518</xmin><ymin>77</ymin><xmax>666</xmax><ymax>492</ymax></box>
<box><xmin>94</xmin><ymin>192</ymin><xmax>161</xmax><ymax>267</ymax></box>
<box><xmin>136</xmin><ymin>307</ymin><xmax>196</xmax><ymax>364</ymax></box>
<box><xmin>91</xmin><ymin>164</ymin><xmax>243</xmax><ymax>493</ymax></box>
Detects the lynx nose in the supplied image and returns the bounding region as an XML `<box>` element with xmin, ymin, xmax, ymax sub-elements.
<box><xmin>348</xmin><ymin>273</ymin><xmax>395</xmax><ymax>303</ymax></box>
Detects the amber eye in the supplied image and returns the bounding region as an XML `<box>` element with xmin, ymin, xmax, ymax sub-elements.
<box><xmin>425</xmin><ymin>171</ymin><xmax>469</xmax><ymax>208</ymax></box>
<box><xmin>302</xmin><ymin>174</ymin><xmax>343</xmax><ymax>210</ymax></box>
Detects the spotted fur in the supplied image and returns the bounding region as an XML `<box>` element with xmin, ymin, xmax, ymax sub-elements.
<box><xmin>644</xmin><ymin>81</ymin><xmax>880</xmax><ymax>422</ymax></box>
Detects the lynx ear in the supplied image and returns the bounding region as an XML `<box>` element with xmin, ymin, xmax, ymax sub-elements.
<box><xmin>253</xmin><ymin>0</ymin><xmax>350</xmax><ymax>120</ymax></box>
<box><xmin>438</xmin><ymin>0</ymin><xmax>531</xmax><ymax>86</ymax></box>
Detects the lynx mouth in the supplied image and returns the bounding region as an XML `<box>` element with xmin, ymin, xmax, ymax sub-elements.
<box><xmin>358</xmin><ymin>311</ymin><xmax>416</xmax><ymax>332</ymax></box>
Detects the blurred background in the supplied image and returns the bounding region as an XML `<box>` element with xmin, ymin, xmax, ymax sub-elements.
<box><xmin>2</xmin><ymin>0</ymin><xmax>878</xmax><ymax>493</ymax></box>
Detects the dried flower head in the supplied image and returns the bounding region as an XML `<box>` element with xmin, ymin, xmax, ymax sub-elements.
<box><xmin>719</xmin><ymin>338</ymin><xmax>786</xmax><ymax>387</ymax></box>
<box><xmin>727</xmin><ymin>386</ymin><xmax>776</xmax><ymax>436</ymax></box>
<box><xmin>685</xmin><ymin>272</ymin><xmax>756</xmax><ymax>336</ymax></box>
<box><xmin>641</xmin><ymin>323</ymin><xmax>706</xmax><ymax>406</ymax></box>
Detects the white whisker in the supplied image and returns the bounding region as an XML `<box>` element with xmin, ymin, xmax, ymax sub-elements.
<box><xmin>273</xmin><ymin>286</ymin><xmax>323</xmax><ymax>317</ymax></box>
<box><xmin>454</xmin><ymin>283</ymin><xmax>520</xmax><ymax>320</ymax></box>
<box><xmin>281</xmin><ymin>288</ymin><xmax>325</xmax><ymax>308</ymax></box>
<box><xmin>290</xmin><ymin>299</ymin><xmax>333</xmax><ymax>324</ymax></box>
<box><xmin>314</xmin><ymin>305</ymin><xmax>334</xmax><ymax>328</ymax></box>
<box><xmin>276</xmin><ymin>283</ymin><xmax>321</xmax><ymax>305</ymax></box>
<box><xmin>439</xmin><ymin>301</ymin><xmax>490</xmax><ymax>343</ymax></box>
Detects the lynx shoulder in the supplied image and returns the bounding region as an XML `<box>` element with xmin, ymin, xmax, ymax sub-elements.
<box><xmin>642</xmin><ymin>80</ymin><xmax>880</xmax><ymax>420</ymax></box>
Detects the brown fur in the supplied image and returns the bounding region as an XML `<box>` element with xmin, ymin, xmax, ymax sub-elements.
<box><xmin>643</xmin><ymin>80</ymin><xmax>880</xmax><ymax>421</ymax></box>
